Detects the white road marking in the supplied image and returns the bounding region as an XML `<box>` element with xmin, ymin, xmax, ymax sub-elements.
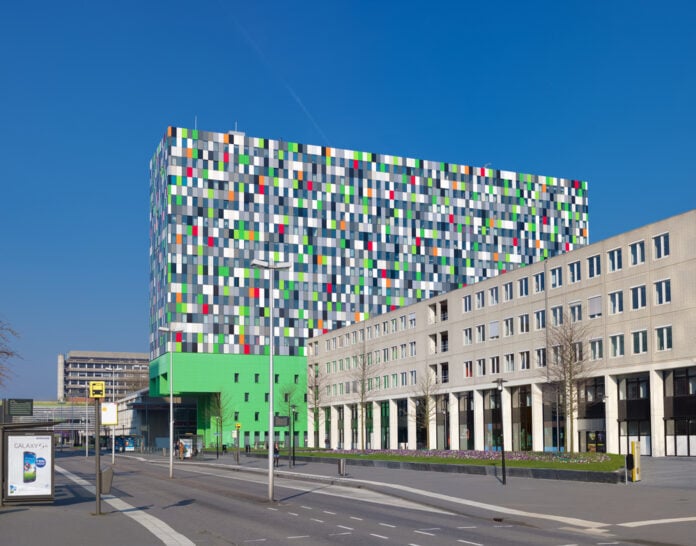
<box><xmin>323</xmin><ymin>510</ymin><xmax>336</xmax><ymax>515</ymax></box>
<box><xmin>56</xmin><ymin>465</ymin><xmax>195</xmax><ymax>546</ymax></box>
<box><xmin>370</xmin><ymin>533</ymin><xmax>389</xmax><ymax>539</ymax></box>
<box><xmin>619</xmin><ymin>516</ymin><xmax>696</xmax><ymax>527</ymax></box>
<box><xmin>310</xmin><ymin>518</ymin><xmax>324</xmax><ymax>523</ymax></box>
<box><xmin>350</xmin><ymin>516</ymin><xmax>363</xmax><ymax>521</ymax></box>
<box><xmin>301</xmin><ymin>505</ymin><xmax>312</xmax><ymax>510</ymax></box>
<box><xmin>457</xmin><ymin>540</ymin><xmax>483</xmax><ymax>546</ymax></box>
<box><xmin>288</xmin><ymin>512</ymin><xmax>299</xmax><ymax>516</ymax></box>
<box><xmin>329</xmin><ymin>532</ymin><xmax>352</xmax><ymax>536</ymax></box>
<box><xmin>414</xmin><ymin>529</ymin><xmax>435</xmax><ymax>536</ymax></box>
<box><xmin>379</xmin><ymin>522</ymin><xmax>396</xmax><ymax>528</ymax></box>
<box><xmin>457</xmin><ymin>526</ymin><xmax>477</xmax><ymax>529</ymax></box>
<box><xmin>337</xmin><ymin>525</ymin><xmax>354</xmax><ymax>530</ymax></box>
<box><xmin>286</xmin><ymin>536</ymin><xmax>309</xmax><ymax>539</ymax></box>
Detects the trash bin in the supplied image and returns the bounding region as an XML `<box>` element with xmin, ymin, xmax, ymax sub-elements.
<box><xmin>100</xmin><ymin>467</ymin><xmax>114</xmax><ymax>494</ymax></box>
<box><xmin>338</xmin><ymin>459</ymin><xmax>346</xmax><ymax>476</ymax></box>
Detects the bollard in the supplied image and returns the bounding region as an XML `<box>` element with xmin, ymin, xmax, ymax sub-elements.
<box><xmin>338</xmin><ymin>458</ymin><xmax>346</xmax><ymax>476</ymax></box>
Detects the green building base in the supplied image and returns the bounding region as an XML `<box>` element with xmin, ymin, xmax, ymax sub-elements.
<box><xmin>149</xmin><ymin>353</ymin><xmax>307</xmax><ymax>450</ymax></box>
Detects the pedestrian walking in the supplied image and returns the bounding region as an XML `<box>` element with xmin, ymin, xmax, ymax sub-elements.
<box><xmin>273</xmin><ymin>442</ymin><xmax>279</xmax><ymax>467</ymax></box>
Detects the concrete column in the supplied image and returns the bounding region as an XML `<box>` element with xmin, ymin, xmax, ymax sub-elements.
<box><xmin>501</xmin><ymin>385</ymin><xmax>512</xmax><ymax>452</ymax></box>
<box><xmin>307</xmin><ymin>406</ymin><xmax>316</xmax><ymax>448</ymax></box>
<box><xmin>371</xmin><ymin>401</ymin><xmax>381</xmax><ymax>450</ymax></box>
<box><xmin>329</xmin><ymin>406</ymin><xmax>339</xmax><ymax>450</ymax></box>
<box><xmin>407</xmin><ymin>397</ymin><xmax>417</xmax><ymax>450</ymax></box>
<box><xmin>389</xmin><ymin>399</ymin><xmax>399</xmax><ymax>450</ymax></box>
<box><xmin>449</xmin><ymin>392</ymin><xmax>460</xmax><ymax>450</ymax></box>
<box><xmin>604</xmin><ymin>375</ymin><xmax>619</xmax><ymax>454</ymax></box>
<box><xmin>343</xmin><ymin>404</ymin><xmax>352</xmax><ymax>450</ymax></box>
<box><xmin>356</xmin><ymin>402</ymin><xmax>364</xmax><ymax>450</ymax></box>
<box><xmin>531</xmin><ymin>383</ymin><xmax>545</xmax><ymax>452</ymax></box>
<box><xmin>650</xmin><ymin>369</ymin><xmax>665</xmax><ymax>457</ymax></box>
<box><xmin>428</xmin><ymin>396</ymin><xmax>437</xmax><ymax>449</ymax></box>
<box><xmin>473</xmin><ymin>389</ymin><xmax>484</xmax><ymax>451</ymax></box>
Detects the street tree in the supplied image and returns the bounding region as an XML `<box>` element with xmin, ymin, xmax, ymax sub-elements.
<box><xmin>306</xmin><ymin>362</ymin><xmax>326</xmax><ymax>447</ymax></box>
<box><xmin>348</xmin><ymin>341</ymin><xmax>382</xmax><ymax>451</ymax></box>
<box><xmin>0</xmin><ymin>320</ymin><xmax>20</xmax><ymax>388</ymax></box>
<box><xmin>546</xmin><ymin>311</ymin><xmax>595</xmax><ymax>453</ymax></box>
<box><xmin>412</xmin><ymin>366</ymin><xmax>440</xmax><ymax>449</ymax></box>
<box><xmin>208</xmin><ymin>391</ymin><xmax>236</xmax><ymax>457</ymax></box>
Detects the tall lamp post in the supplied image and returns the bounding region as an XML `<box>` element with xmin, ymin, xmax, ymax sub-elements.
<box><xmin>495</xmin><ymin>378</ymin><xmax>507</xmax><ymax>485</ymax></box>
<box><xmin>158</xmin><ymin>325</ymin><xmax>183</xmax><ymax>479</ymax></box>
<box><xmin>252</xmin><ymin>258</ymin><xmax>291</xmax><ymax>502</ymax></box>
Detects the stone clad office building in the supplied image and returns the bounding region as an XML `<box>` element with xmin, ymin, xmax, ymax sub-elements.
<box><xmin>149</xmin><ymin>126</ymin><xmax>588</xmax><ymax>448</ymax></box>
<box><xmin>309</xmin><ymin>209</ymin><xmax>696</xmax><ymax>457</ymax></box>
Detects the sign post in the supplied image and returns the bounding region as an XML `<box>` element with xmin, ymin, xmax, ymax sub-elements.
<box><xmin>235</xmin><ymin>423</ymin><xmax>241</xmax><ymax>464</ymax></box>
<box><xmin>89</xmin><ymin>381</ymin><xmax>105</xmax><ymax>515</ymax></box>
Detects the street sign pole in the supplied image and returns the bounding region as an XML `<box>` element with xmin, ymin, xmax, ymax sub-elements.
<box><xmin>95</xmin><ymin>397</ymin><xmax>101</xmax><ymax>515</ymax></box>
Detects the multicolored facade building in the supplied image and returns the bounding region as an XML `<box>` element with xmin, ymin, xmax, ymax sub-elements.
<box><xmin>148</xmin><ymin>126</ymin><xmax>589</xmax><ymax>449</ymax></box>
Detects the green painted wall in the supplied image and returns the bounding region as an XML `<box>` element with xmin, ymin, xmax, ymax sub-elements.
<box><xmin>149</xmin><ymin>353</ymin><xmax>307</xmax><ymax>449</ymax></box>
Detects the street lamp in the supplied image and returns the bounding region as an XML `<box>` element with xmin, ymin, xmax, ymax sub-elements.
<box><xmin>158</xmin><ymin>325</ymin><xmax>183</xmax><ymax>479</ymax></box>
<box><xmin>251</xmin><ymin>258</ymin><xmax>291</xmax><ymax>502</ymax></box>
<box><xmin>290</xmin><ymin>404</ymin><xmax>296</xmax><ymax>467</ymax></box>
<box><xmin>495</xmin><ymin>378</ymin><xmax>507</xmax><ymax>485</ymax></box>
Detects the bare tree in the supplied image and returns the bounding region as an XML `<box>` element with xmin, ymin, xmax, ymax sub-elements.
<box><xmin>0</xmin><ymin>320</ymin><xmax>20</xmax><ymax>388</ymax></box>
<box><xmin>348</xmin><ymin>341</ymin><xmax>382</xmax><ymax>451</ymax></box>
<box><xmin>546</xmin><ymin>312</ymin><xmax>595</xmax><ymax>453</ymax></box>
<box><xmin>306</xmin><ymin>363</ymin><xmax>326</xmax><ymax>447</ymax></box>
<box><xmin>412</xmin><ymin>366</ymin><xmax>439</xmax><ymax>449</ymax></box>
<box><xmin>209</xmin><ymin>391</ymin><xmax>236</xmax><ymax>458</ymax></box>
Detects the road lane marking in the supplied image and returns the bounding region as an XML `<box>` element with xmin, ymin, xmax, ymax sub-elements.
<box><xmin>379</xmin><ymin>522</ymin><xmax>396</xmax><ymax>528</ymax></box>
<box><xmin>56</xmin><ymin>465</ymin><xmax>195</xmax><ymax>546</ymax></box>
<box><xmin>619</xmin><ymin>516</ymin><xmax>696</xmax><ymax>527</ymax></box>
<box><xmin>337</xmin><ymin>525</ymin><xmax>354</xmax><ymax>530</ymax></box>
<box><xmin>414</xmin><ymin>530</ymin><xmax>435</xmax><ymax>536</ymax></box>
<box><xmin>286</xmin><ymin>536</ymin><xmax>309</xmax><ymax>539</ymax></box>
<box><xmin>350</xmin><ymin>516</ymin><xmax>363</xmax><ymax>520</ymax></box>
<box><xmin>457</xmin><ymin>540</ymin><xmax>483</xmax><ymax>546</ymax></box>
<box><xmin>323</xmin><ymin>510</ymin><xmax>336</xmax><ymax>515</ymax></box>
<box><xmin>370</xmin><ymin>533</ymin><xmax>389</xmax><ymax>539</ymax></box>
<box><xmin>310</xmin><ymin>518</ymin><xmax>325</xmax><ymax>523</ymax></box>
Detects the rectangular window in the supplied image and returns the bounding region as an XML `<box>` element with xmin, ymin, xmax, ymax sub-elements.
<box><xmin>234</xmin><ymin>373</ymin><xmax>239</xmax><ymax>383</ymax></box>
<box><xmin>656</xmin><ymin>326</ymin><xmax>672</xmax><ymax>351</ymax></box>
<box><xmin>400</xmin><ymin>343</ymin><xmax>407</xmax><ymax>358</ymax></box>
<box><xmin>653</xmin><ymin>233</ymin><xmax>670</xmax><ymax>259</ymax></box>
<box><xmin>550</xmin><ymin>266</ymin><xmax>563</xmax><ymax>288</ymax></box>
<box><xmin>520</xmin><ymin>351</ymin><xmax>530</xmax><ymax>370</ymax></box>
<box><xmin>630</xmin><ymin>240</ymin><xmax>645</xmax><ymax>266</ymax></box>
<box><xmin>519</xmin><ymin>314</ymin><xmax>529</xmax><ymax>333</ymax></box>
<box><xmin>409</xmin><ymin>313</ymin><xmax>416</xmax><ymax>328</ymax></box>
<box><xmin>534</xmin><ymin>272</ymin><xmax>545</xmax><ymax>293</ymax></box>
<box><xmin>374</xmin><ymin>323</ymin><xmax>380</xmax><ymax>337</ymax></box>
<box><xmin>569</xmin><ymin>261</ymin><xmax>581</xmax><ymax>283</ymax></box>
<box><xmin>588</xmin><ymin>296</ymin><xmax>602</xmax><ymax>319</ymax></box>
<box><xmin>477</xmin><ymin>359</ymin><xmax>486</xmax><ymax>376</ymax></box>
<box><xmin>534</xmin><ymin>309</ymin><xmax>546</xmax><ymax>330</ymax></box>
<box><xmin>489</xmin><ymin>286</ymin><xmax>499</xmax><ymax>306</ymax></box>
<box><xmin>588</xmin><ymin>255</ymin><xmax>601</xmax><ymax>278</ymax></box>
<box><xmin>409</xmin><ymin>341</ymin><xmax>416</xmax><ymax>356</ymax></box>
<box><xmin>476</xmin><ymin>290</ymin><xmax>485</xmax><ymax>309</ymax></box>
<box><xmin>574</xmin><ymin>342</ymin><xmax>583</xmax><ymax>362</ymax></box>
<box><xmin>254</xmin><ymin>373</ymin><xmax>259</xmax><ymax>383</ymax></box>
<box><xmin>518</xmin><ymin>277</ymin><xmax>529</xmax><ymax>297</ymax></box>
<box><xmin>654</xmin><ymin>279</ymin><xmax>671</xmax><ymax>305</ymax></box>
<box><xmin>632</xmin><ymin>330</ymin><xmax>648</xmax><ymax>354</ymax></box>
<box><xmin>609</xmin><ymin>291</ymin><xmax>624</xmax><ymax>315</ymax></box>
<box><xmin>608</xmin><ymin>248</ymin><xmax>622</xmax><ymax>272</ymax></box>
<box><xmin>464</xmin><ymin>361</ymin><xmax>473</xmax><ymax>378</ymax></box>
<box><xmin>392</xmin><ymin>373</ymin><xmax>397</xmax><ymax>387</ymax></box>
<box><xmin>631</xmin><ymin>285</ymin><xmax>647</xmax><ymax>310</ymax></box>
<box><xmin>476</xmin><ymin>324</ymin><xmax>486</xmax><ymax>343</ymax></box>
<box><xmin>570</xmin><ymin>303</ymin><xmax>582</xmax><ymax>323</ymax></box>
<box><xmin>410</xmin><ymin>370</ymin><xmax>417</xmax><ymax>385</ymax></box>
<box><xmin>503</xmin><ymin>318</ymin><xmax>514</xmax><ymax>337</ymax></box>
<box><xmin>503</xmin><ymin>282</ymin><xmax>513</xmax><ymax>302</ymax></box>
<box><xmin>505</xmin><ymin>353</ymin><xmax>515</xmax><ymax>372</ymax></box>
<box><xmin>489</xmin><ymin>320</ymin><xmax>500</xmax><ymax>339</ymax></box>
<box><xmin>244</xmin><ymin>392</ymin><xmax>249</xmax><ymax>402</ymax></box>
<box><xmin>462</xmin><ymin>295</ymin><xmax>472</xmax><ymax>313</ymax></box>
<box><xmin>490</xmin><ymin>356</ymin><xmax>500</xmax><ymax>375</ymax></box>
<box><xmin>536</xmin><ymin>348</ymin><xmax>547</xmax><ymax>368</ymax></box>
<box><xmin>590</xmin><ymin>339</ymin><xmax>603</xmax><ymax>360</ymax></box>
<box><xmin>382</xmin><ymin>375</ymin><xmax>389</xmax><ymax>388</ymax></box>
<box><xmin>400</xmin><ymin>372</ymin><xmax>407</xmax><ymax>386</ymax></box>
<box><xmin>551</xmin><ymin>306</ymin><xmax>563</xmax><ymax>326</ymax></box>
<box><xmin>463</xmin><ymin>328</ymin><xmax>472</xmax><ymax>346</ymax></box>
<box><xmin>610</xmin><ymin>334</ymin><xmax>625</xmax><ymax>358</ymax></box>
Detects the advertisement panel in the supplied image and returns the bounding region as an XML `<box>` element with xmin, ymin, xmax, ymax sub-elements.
<box><xmin>101</xmin><ymin>403</ymin><xmax>118</xmax><ymax>426</ymax></box>
<box><xmin>6</xmin><ymin>434</ymin><xmax>53</xmax><ymax>499</ymax></box>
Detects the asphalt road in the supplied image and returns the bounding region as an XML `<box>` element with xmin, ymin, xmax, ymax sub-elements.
<box><xmin>4</xmin><ymin>451</ymin><xmax>696</xmax><ymax>545</ymax></box>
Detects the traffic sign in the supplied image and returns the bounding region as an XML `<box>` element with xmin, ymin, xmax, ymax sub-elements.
<box><xmin>89</xmin><ymin>381</ymin><xmax>106</xmax><ymax>398</ymax></box>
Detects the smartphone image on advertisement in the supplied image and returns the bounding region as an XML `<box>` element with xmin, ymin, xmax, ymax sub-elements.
<box><xmin>23</xmin><ymin>451</ymin><xmax>36</xmax><ymax>483</ymax></box>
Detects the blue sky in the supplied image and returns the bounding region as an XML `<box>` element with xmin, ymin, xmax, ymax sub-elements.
<box><xmin>1</xmin><ymin>1</ymin><xmax>694</xmax><ymax>400</ymax></box>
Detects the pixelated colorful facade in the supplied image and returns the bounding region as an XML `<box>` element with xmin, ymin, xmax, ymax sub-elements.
<box><xmin>148</xmin><ymin>126</ymin><xmax>588</xmax><ymax>447</ymax></box>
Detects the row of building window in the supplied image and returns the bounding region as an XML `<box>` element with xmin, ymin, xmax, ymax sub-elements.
<box><xmin>326</xmin><ymin>370</ymin><xmax>418</xmax><ymax>397</ymax></box>
<box><xmin>324</xmin><ymin>341</ymin><xmax>418</xmax><ymax>375</ymax></box>
<box><xmin>461</xmin><ymin>326</ymin><xmax>673</xmax><ymax>378</ymax></box>
<box><xmin>320</xmin><ymin>313</ymin><xmax>418</xmax><ymax>353</ymax></box>
<box><xmin>463</xmin><ymin>234</ymin><xmax>670</xmax><ymax>312</ymax></box>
